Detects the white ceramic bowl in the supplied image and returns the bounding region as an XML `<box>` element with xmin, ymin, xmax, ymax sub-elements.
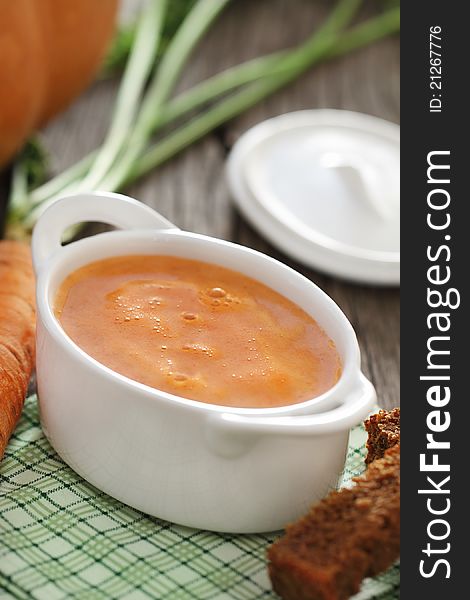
<box><xmin>32</xmin><ymin>192</ymin><xmax>376</xmax><ymax>533</ymax></box>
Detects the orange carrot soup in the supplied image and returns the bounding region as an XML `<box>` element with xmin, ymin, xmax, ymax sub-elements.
<box><xmin>55</xmin><ymin>256</ymin><xmax>341</xmax><ymax>408</ymax></box>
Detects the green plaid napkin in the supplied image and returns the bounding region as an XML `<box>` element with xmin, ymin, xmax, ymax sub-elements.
<box><xmin>1</xmin><ymin>396</ymin><xmax>399</xmax><ymax>599</ymax></box>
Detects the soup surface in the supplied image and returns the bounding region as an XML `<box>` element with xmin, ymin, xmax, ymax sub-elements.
<box><xmin>55</xmin><ymin>255</ymin><xmax>341</xmax><ymax>408</ymax></box>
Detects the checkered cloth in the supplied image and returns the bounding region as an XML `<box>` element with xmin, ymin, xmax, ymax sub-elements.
<box><xmin>1</xmin><ymin>396</ymin><xmax>399</xmax><ymax>599</ymax></box>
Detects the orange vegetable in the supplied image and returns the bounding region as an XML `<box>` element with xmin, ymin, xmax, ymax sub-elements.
<box><xmin>0</xmin><ymin>0</ymin><xmax>118</xmax><ymax>167</ymax></box>
<box><xmin>0</xmin><ymin>241</ymin><xmax>36</xmax><ymax>460</ymax></box>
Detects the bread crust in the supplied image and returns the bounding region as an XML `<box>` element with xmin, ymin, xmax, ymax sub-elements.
<box><xmin>268</xmin><ymin>410</ymin><xmax>400</xmax><ymax>600</ymax></box>
<box><xmin>364</xmin><ymin>408</ymin><xmax>400</xmax><ymax>464</ymax></box>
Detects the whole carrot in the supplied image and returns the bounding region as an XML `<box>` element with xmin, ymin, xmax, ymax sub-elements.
<box><xmin>0</xmin><ymin>240</ymin><xmax>35</xmax><ymax>460</ymax></box>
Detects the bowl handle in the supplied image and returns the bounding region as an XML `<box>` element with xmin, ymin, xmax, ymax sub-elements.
<box><xmin>31</xmin><ymin>191</ymin><xmax>177</xmax><ymax>273</ymax></box>
<box><xmin>205</xmin><ymin>374</ymin><xmax>376</xmax><ymax>458</ymax></box>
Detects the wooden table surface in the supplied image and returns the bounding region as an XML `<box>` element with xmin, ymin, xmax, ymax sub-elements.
<box><xmin>22</xmin><ymin>0</ymin><xmax>401</xmax><ymax>409</ymax></box>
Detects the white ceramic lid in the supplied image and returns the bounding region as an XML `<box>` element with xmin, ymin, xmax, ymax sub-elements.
<box><xmin>226</xmin><ymin>110</ymin><xmax>400</xmax><ymax>285</ymax></box>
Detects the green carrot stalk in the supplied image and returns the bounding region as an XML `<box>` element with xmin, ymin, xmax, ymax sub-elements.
<box><xmin>99</xmin><ymin>0</ymin><xmax>230</xmax><ymax>192</ymax></box>
<box><xmin>107</xmin><ymin>0</ymin><xmax>362</xmax><ymax>187</ymax></box>
<box><xmin>17</xmin><ymin>1</ymin><xmax>400</xmax><ymax>233</ymax></box>
<box><xmin>331</xmin><ymin>6</ymin><xmax>400</xmax><ymax>56</ymax></box>
<box><xmin>27</xmin><ymin>53</ymin><xmax>284</xmax><ymax>209</ymax></box>
<box><xmin>25</xmin><ymin>0</ymin><xmax>229</xmax><ymax>217</ymax></box>
<box><xmin>8</xmin><ymin>139</ymin><xmax>47</xmax><ymax>217</ymax></box>
<box><xmin>9</xmin><ymin>160</ymin><xmax>28</xmax><ymax>216</ymax></box>
<box><xmin>27</xmin><ymin>153</ymin><xmax>94</xmax><ymax>208</ymax></box>
<box><xmin>127</xmin><ymin>7</ymin><xmax>400</xmax><ymax>183</ymax></box>
<box><xmin>25</xmin><ymin>0</ymin><xmax>365</xmax><ymax>209</ymax></box>
<box><xmin>98</xmin><ymin>0</ymin><xmax>361</xmax><ymax>192</ymax></box>
<box><xmin>73</xmin><ymin>0</ymin><xmax>167</xmax><ymax>193</ymax></box>
<box><xmin>156</xmin><ymin>52</ymin><xmax>286</xmax><ymax>125</ymax></box>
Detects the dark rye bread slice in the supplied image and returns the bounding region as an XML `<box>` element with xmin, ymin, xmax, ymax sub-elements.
<box><xmin>268</xmin><ymin>444</ymin><xmax>400</xmax><ymax>600</ymax></box>
<box><xmin>364</xmin><ymin>408</ymin><xmax>400</xmax><ymax>464</ymax></box>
